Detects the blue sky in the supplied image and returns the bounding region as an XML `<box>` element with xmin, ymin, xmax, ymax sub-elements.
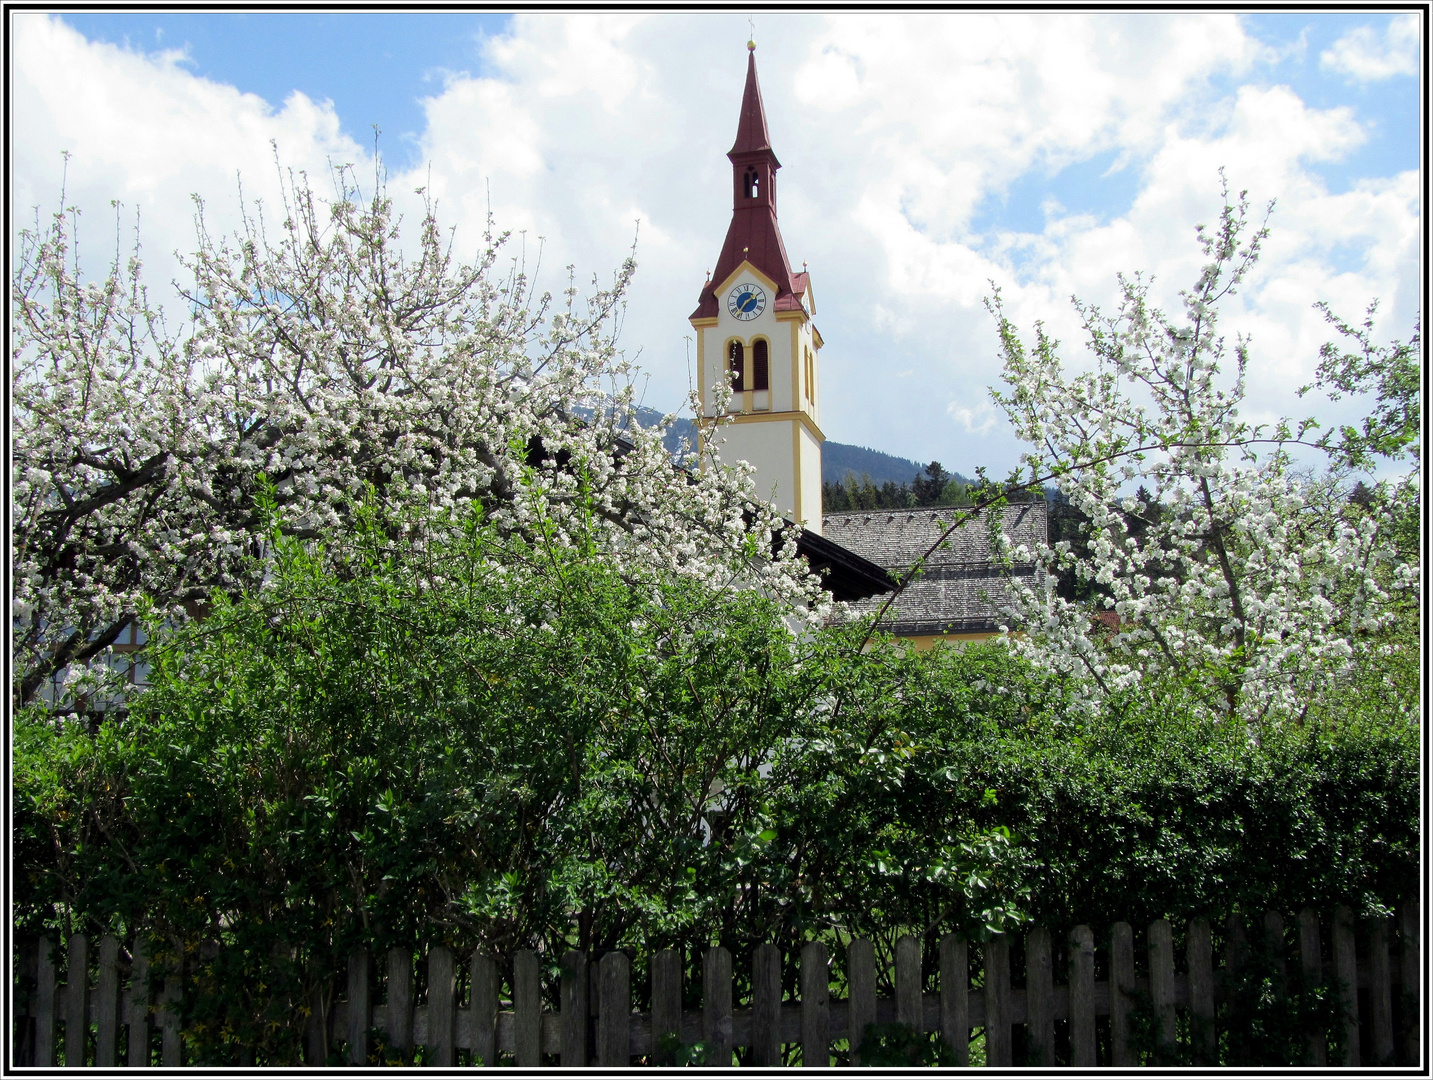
<box><xmin>15</xmin><ymin>12</ymin><xmax>1423</xmax><ymax>477</ymax></box>
<box><xmin>59</xmin><ymin>12</ymin><xmax>513</xmax><ymax>160</ymax></box>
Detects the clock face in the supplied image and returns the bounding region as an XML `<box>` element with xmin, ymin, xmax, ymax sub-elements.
<box><xmin>727</xmin><ymin>282</ymin><xmax>767</xmax><ymax>321</ymax></box>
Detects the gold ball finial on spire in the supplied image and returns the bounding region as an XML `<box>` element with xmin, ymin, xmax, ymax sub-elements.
<box><xmin>748</xmin><ymin>39</ymin><xmax>756</xmax><ymax>51</ymax></box>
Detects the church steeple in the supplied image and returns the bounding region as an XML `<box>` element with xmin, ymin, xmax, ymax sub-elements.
<box><xmin>731</xmin><ymin>44</ymin><xmax>775</xmax><ymax>160</ymax></box>
<box><xmin>689</xmin><ymin>43</ymin><xmax>825</xmax><ymax>532</ymax></box>
<box><xmin>691</xmin><ymin>43</ymin><xmax>801</xmax><ymax>323</ymax></box>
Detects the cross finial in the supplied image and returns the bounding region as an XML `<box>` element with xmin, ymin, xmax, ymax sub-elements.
<box><xmin>747</xmin><ymin>17</ymin><xmax>756</xmax><ymax>50</ymax></box>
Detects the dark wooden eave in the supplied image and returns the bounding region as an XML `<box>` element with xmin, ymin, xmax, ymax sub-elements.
<box><xmin>790</xmin><ymin>527</ymin><xmax>897</xmax><ymax>601</ymax></box>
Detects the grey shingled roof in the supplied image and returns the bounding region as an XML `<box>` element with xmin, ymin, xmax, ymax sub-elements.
<box><xmin>821</xmin><ymin>503</ymin><xmax>1047</xmax><ymax>636</ymax></box>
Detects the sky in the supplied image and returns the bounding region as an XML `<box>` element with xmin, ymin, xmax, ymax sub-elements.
<box><xmin>11</xmin><ymin>11</ymin><xmax>1424</xmax><ymax>479</ymax></box>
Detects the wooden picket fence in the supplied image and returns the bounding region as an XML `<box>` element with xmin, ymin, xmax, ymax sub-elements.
<box><xmin>12</xmin><ymin>903</ymin><xmax>1421</xmax><ymax>1067</ymax></box>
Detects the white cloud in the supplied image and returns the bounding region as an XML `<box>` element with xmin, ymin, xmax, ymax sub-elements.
<box><xmin>11</xmin><ymin>14</ymin><xmax>368</xmax><ymax>300</ymax></box>
<box><xmin>10</xmin><ymin>11</ymin><xmax>1421</xmax><ymax>480</ymax></box>
<box><xmin>1320</xmin><ymin>15</ymin><xmax>1421</xmax><ymax>81</ymax></box>
<box><xmin>947</xmin><ymin>400</ymin><xmax>997</xmax><ymax>438</ymax></box>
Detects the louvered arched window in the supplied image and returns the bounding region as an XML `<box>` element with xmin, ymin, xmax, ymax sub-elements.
<box><xmin>752</xmin><ymin>339</ymin><xmax>769</xmax><ymax>391</ymax></box>
<box><xmin>727</xmin><ymin>340</ymin><xmax>744</xmax><ymax>391</ymax></box>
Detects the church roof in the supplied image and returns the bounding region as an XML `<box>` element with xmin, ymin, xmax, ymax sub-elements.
<box><xmin>822</xmin><ymin>503</ymin><xmax>1048</xmax><ymax>636</ymax></box>
<box><xmin>691</xmin><ymin>47</ymin><xmax>805</xmax><ymax>321</ymax></box>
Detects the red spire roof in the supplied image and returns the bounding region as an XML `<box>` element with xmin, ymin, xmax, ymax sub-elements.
<box><xmin>692</xmin><ymin>45</ymin><xmax>806</xmax><ymax>321</ymax></box>
<box><xmin>730</xmin><ymin>46</ymin><xmax>773</xmax><ymax>157</ymax></box>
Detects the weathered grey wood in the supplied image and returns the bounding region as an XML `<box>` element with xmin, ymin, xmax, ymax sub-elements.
<box><xmin>345</xmin><ymin>949</ymin><xmax>370</xmax><ymax>1065</ymax></box>
<box><xmin>1368</xmin><ymin>914</ymin><xmax>1394</xmax><ymax>1064</ymax></box>
<box><xmin>158</xmin><ymin>945</ymin><xmax>182</xmax><ymax>1067</ymax></box>
<box><xmin>751</xmin><ymin>942</ymin><xmax>782</xmax><ymax>1066</ymax></box>
<box><xmin>1398</xmin><ymin>902</ymin><xmax>1419</xmax><ymax>1066</ymax></box>
<box><xmin>847</xmin><ymin>938</ymin><xmax>876</xmax><ymax>1066</ymax></box>
<box><xmin>512</xmin><ymin>949</ymin><xmax>540</xmax><ymax>1066</ymax></box>
<box><xmin>939</xmin><ymin>934</ymin><xmax>968</xmax><ymax>1065</ymax></box>
<box><xmin>561</xmin><ymin>949</ymin><xmax>589</xmax><ymax>1067</ymax></box>
<box><xmin>93</xmin><ymin>934</ymin><xmax>121</xmax><ymax>1067</ymax></box>
<box><xmin>702</xmin><ymin>946</ymin><xmax>733</xmax><ymax>1065</ymax></box>
<box><xmin>597</xmin><ymin>951</ymin><xmax>630</xmax><ymax>1066</ymax></box>
<box><xmin>469</xmin><ymin>951</ymin><xmax>498</xmax><ymax>1066</ymax></box>
<box><xmin>1186</xmin><ymin>917</ymin><xmax>1215</xmax><ymax>1065</ymax></box>
<box><xmin>426</xmin><ymin>946</ymin><xmax>457</xmax><ymax>1066</ymax></box>
<box><xmin>386</xmin><ymin>947</ymin><xmax>414</xmax><ymax>1056</ymax></box>
<box><xmin>1333</xmin><ymin>905</ymin><xmax>1360</xmax><ymax>1066</ymax></box>
<box><xmin>1067</xmin><ymin>925</ymin><xmax>1095</xmax><ymax>1066</ymax></box>
<box><xmin>799</xmin><ymin>941</ymin><xmax>829</xmax><ymax>1067</ymax></box>
<box><xmin>35</xmin><ymin>936</ymin><xmax>58</xmax><ymax>1067</ymax></box>
<box><xmin>124</xmin><ymin>937</ymin><xmax>150</xmax><ymax>1068</ymax></box>
<box><xmin>1109</xmin><ymin>922</ymin><xmax>1135</xmax><ymax>1066</ymax></box>
<box><xmin>1147</xmin><ymin>919</ymin><xmax>1175</xmax><ymax>1051</ymax></box>
<box><xmin>1224</xmin><ymin>912</ymin><xmax>1249</xmax><ymax>978</ymax></box>
<box><xmin>307</xmin><ymin>981</ymin><xmax>332</xmax><ymax>1065</ymax></box>
<box><xmin>1024</xmin><ymin>927</ymin><xmax>1053</xmax><ymax>1066</ymax></box>
<box><xmin>895</xmin><ymin>934</ymin><xmax>922</xmax><ymax>1034</ymax></box>
<box><xmin>64</xmin><ymin>933</ymin><xmax>90</xmax><ymax>1066</ymax></box>
<box><xmin>13</xmin><ymin>936</ymin><xmax>37</xmax><ymax>1066</ymax></box>
<box><xmin>1297</xmin><ymin>908</ymin><xmax>1326</xmax><ymax>1065</ymax></box>
<box><xmin>984</xmin><ymin>934</ymin><xmax>1011</xmax><ymax>1066</ymax></box>
<box><xmin>1263</xmin><ymin>910</ymin><xmax>1287</xmax><ymax>996</ymax></box>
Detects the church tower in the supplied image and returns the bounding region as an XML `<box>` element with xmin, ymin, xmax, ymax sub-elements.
<box><xmin>691</xmin><ymin>42</ymin><xmax>825</xmax><ymax>533</ymax></box>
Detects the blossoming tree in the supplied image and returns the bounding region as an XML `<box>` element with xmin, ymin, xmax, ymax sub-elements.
<box><xmin>12</xmin><ymin>163</ymin><xmax>826</xmax><ymax>709</ymax></box>
<box><xmin>985</xmin><ymin>183</ymin><xmax>1419</xmax><ymax>725</ymax></box>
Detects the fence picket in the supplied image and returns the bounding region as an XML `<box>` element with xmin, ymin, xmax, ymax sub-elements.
<box><xmin>939</xmin><ymin>933</ymin><xmax>968</xmax><ymax>1066</ymax></box>
<box><xmin>1398</xmin><ymin>902</ymin><xmax>1419</xmax><ymax>1065</ymax></box>
<box><xmin>513</xmin><ymin>949</ymin><xmax>540</xmax><ymax>1066</ymax></box>
<box><xmin>35</xmin><ymin>936</ymin><xmax>57</xmax><ymax>1067</ymax></box>
<box><xmin>799</xmin><ymin>941</ymin><xmax>828</xmax><ymax>1067</ymax></box>
<box><xmin>1147</xmin><ymin>919</ymin><xmax>1175</xmax><ymax>1052</ymax></box>
<box><xmin>1186</xmin><ymin>917</ymin><xmax>1215</xmax><ymax>1065</ymax></box>
<box><xmin>1263</xmin><ymin>910</ymin><xmax>1286</xmax><ymax>995</ymax></box>
<box><xmin>597</xmin><ymin>951</ymin><xmax>630</xmax><ymax>1066</ymax></box>
<box><xmin>752</xmin><ymin>942</ymin><xmax>782</xmax><ymax>1066</ymax></box>
<box><xmin>1297</xmin><ymin>908</ymin><xmax>1326</xmax><ymax>1065</ymax></box>
<box><xmin>984</xmin><ymin>934</ymin><xmax>1011</xmax><ymax>1066</ymax></box>
<box><xmin>703</xmin><ymin>946</ymin><xmax>733</xmax><ymax>1065</ymax></box>
<box><xmin>469</xmin><ymin>951</ymin><xmax>498</xmax><ymax>1067</ymax></box>
<box><xmin>1025</xmin><ymin>927</ymin><xmax>1053</xmax><ymax>1066</ymax></box>
<box><xmin>562</xmin><ymin>949</ymin><xmax>589</xmax><ymax>1067</ymax></box>
<box><xmin>1067</xmin><ymin>925</ymin><xmax>1095</xmax><ymax>1066</ymax></box>
<box><xmin>1333</xmin><ymin>905</ymin><xmax>1360</xmax><ymax>1066</ymax></box>
<box><xmin>1368</xmin><ymin>915</ymin><xmax>1394</xmax><ymax>1064</ymax></box>
<box><xmin>64</xmin><ymin>932</ymin><xmax>89</xmax><ymax>1066</ymax></box>
<box><xmin>125</xmin><ymin>937</ymin><xmax>150</xmax><ymax>1068</ymax></box>
<box><xmin>895</xmin><ymin>935</ymin><xmax>922</xmax><ymax>1034</ymax></box>
<box><xmin>306</xmin><ymin>980</ymin><xmax>331</xmax><ymax>1065</ymax></box>
<box><xmin>14</xmin><ymin>936</ymin><xmax>38</xmax><ymax>1066</ymax></box>
<box><xmin>346</xmin><ymin>949</ymin><xmax>369</xmax><ymax>1065</ymax></box>
<box><xmin>93</xmin><ymin>935</ymin><xmax>121</xmax><ymax>1067</ymax></box>
<box><xmin>158</xmin><ymin>944</ymin><xmax>182</xmax><ymax>1066</ymax></box>
<box><xmin>386</xmin><ymin>947</ymin><xmax>414</xmax><ymax>1058</ymax></box>
<box><xmin>426</xmin><ymin>946</ymin><xmax>457</xmax><ymax>1066</ymax></box>
<box><xmin>1109</xmin><ymin>922</ymin><xmax>1134</xmax><ymax>1066</ymax></box>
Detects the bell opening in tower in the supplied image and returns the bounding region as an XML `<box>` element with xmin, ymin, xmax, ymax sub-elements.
<box><xmin>752</xmin><ymin>339</ymin><xmax>769</xmax><ymax>391</ymax></box>
<box><xmin>744</xmin><ymin>168</ymin><xmax>759</xmax><ymax>199</ymax></box>
<box><xmin>727</xmin><ymin>340</ymin><xmax>744</xmax><ymax>392</ymax></box>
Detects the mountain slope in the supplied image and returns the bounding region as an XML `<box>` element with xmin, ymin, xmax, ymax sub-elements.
<box><xmin>626</xmin><ymin>408</ymin><xmax>964</xmax><ymax>488</ymax></box>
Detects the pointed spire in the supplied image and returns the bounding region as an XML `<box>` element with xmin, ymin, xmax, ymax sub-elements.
<box><xmin>730</xmin><ymin>44</ymin><xmax>772</xmax><ymax>156</ymax></box>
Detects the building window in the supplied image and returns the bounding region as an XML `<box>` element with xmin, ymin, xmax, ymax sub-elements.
<box><xmin>804</xmin><ymin>347</ymin><xmax>815</xmax><ymax>401</ymax></box>
<box><xmin>744</xmin><ymin>168</ymin><xmax>760</xmax><ymax>199</ymax></box>
<box><xmin>727</xmin><ymin>340</ymin><xmax>744</xmax><ymax>391</ymax></box>
<box><xmin>752</xmin><ymin>339</ymin><xmax>769</xmax><ymax>391</ymax></box>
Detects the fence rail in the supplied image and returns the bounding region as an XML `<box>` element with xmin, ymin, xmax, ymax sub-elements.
<box><xmin>11</xmin><ymin>903</ymin><xmax>1421</xmax><ymax>1067</ymax></box>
